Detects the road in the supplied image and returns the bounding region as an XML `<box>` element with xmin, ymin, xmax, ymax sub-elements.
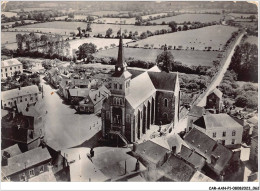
<box><xmin>41</xmin><ymin>76</ymin><xmax>101</xmax><ymax>150</ymax></box>
<box><xmin>196</xmin><ymin>33</ymin><xmax>245</xmax><ymax>107</ymax></box>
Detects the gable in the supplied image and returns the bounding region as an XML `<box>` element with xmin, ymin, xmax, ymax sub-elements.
<box><xmin>148</xmin><ymin>71</ymin><xmax>177</xmax><ymax>91</ymax></box>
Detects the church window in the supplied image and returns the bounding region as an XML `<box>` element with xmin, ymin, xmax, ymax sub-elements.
<box><xmin>113</xmin><ymin>97</ymin><xmax>117</xmax><ymax>104</ymax></box>
<box><xmin>119</xmin><ymin>84</ymin><xmax>122</xmax><ymax>89</ymax></box>
<box><xmin>106</xmin><ymin>111</ymin><xmax>110</xmax><ymax>118</ymax></box>
<box><xmin>164</xmin><ymin>98</ymin><xmax>168</xmax><ymax>107</ymax></box>
<box><xmin>119</xmin><ymin>99</ymin><xmax>123</xmax><ymax>105</ymax></box>
<box><xmin>114</xmin><ymin>83</ymin><xmax>117</xmax><ymax>89</ymax></box>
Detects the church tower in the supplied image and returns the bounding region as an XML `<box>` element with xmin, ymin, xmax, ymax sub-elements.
<box><xmin>108</xmin><ymin>34</ymin><xmax>132</xmax><ymax>138</ymax></box>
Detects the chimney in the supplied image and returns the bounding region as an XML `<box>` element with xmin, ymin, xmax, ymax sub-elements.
<box><xmin>172</xmin><ymin>146</ymin><xmax>177</xmax><ymax>154</ymax></box>
<box><xmin>135</xmin><ymin>159</ymin><xmax>140</xmax><ymax>171</ymax></box>
<box><xmin>1</xmin><ymin>151</ymin><xmax>10</xmax><ymax>166</ymax></box>
<box><xmin>90</xmin><ymin>148</ymin><xmax>94</xmax><ymax>158</ymax></box>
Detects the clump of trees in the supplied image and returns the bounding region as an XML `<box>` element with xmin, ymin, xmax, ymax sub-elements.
<box><xmin>76</xmin><ymin>43</ymin><xmax>97</xmax><ymax>62</ymax></box>
<box><xmin>229</xmin><ymin>42</ymin><xmax>258</xmax><ymax>82</ymax></box>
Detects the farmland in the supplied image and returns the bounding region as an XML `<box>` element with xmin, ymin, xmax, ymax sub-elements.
<box><xmin>94</xmin><ymin>17</ymin><xmax>136</xmax><ymax>24</ymax></box>
<box><xmin>152</xmin><ymin>14</ymin><xmax>223</xmax><ymax>24</ymax></box>
<box><xmin>13</xmin><ymin>21</ymin><xmax>171</xmax><ymax>36</ymax></box>
<box><xmin>94</xmin><ymin>47</ymin><xmax>219</xmax><ymax>67</ymax></box>
<box><xmin>127</xmin><ymin>25</ymin><xmax>238</xmax><ymax>50</ymax></box>
<box><xmin>9</xmin><ymin>7</ymin><xmax>51</xmax><ymax>12</ymax></box>
<box><xmin>142</xmin><ymin>13</ymin><xmax>168</xmax><ymax>20</ymax></box>
<box><xmin>244</xmin><ymin>36</ymin><xmax>258</xmax><ymax>46</ymax></box>
<box><xmin>1</xmin><ymin>11</ymin><xmax>17</xmax><ymax>18</ymax></box>
<box><xmin>1</xmin><ymin>32</ymin><xmax>28</xmax><ymax>44</ymax></box>
<box><xmin>228</xmin><ymin>13</ymin><xmax>257</xmax><ymax>19</ymax></box>
<box><xmin>1</xmin><ymin>20</ymin><xmax>36</xmax><ymax>26</ymax></box>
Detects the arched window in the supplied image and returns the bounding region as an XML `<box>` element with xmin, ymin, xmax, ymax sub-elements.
<box><xmin>114</xmin><ymin>83</ymin><xmax>117</xmax><ymax>89</ymax></box>
<box><xmin>164</xmin><ymin>98</ymin><xmax>168</xmax><ymax>107</ymax></box>
<box><xmin>113</xmin><ymin>97</ymin><xmax>117</xmax><ymax>105</ymax></box>
<box><xmin>119</xmin><ymin>98</ymin><xmax>123</xmax><ymax>105</ymax></box>
<box><xmin>163</xmin><ymin>113</ymin><xmax>168</xmax><ymax>120</ymax></box>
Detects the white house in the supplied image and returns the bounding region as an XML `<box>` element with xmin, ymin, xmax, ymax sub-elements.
<box><xmin>1</xmin><ymin>58</ymin><xmax>23</xmax><ymax>79</ymax></box>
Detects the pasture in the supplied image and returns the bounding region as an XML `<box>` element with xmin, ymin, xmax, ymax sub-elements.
<box><xmin>127</xmin><ymin>25</ymin><xmax>238</xmax><ymax>51</ymax></box>
<box><xmin>228</xmin><ymin>13</ymin><xmax>257</xmax><ymax>19</ymax></box>
<box><xmin>142</xmin><ymin>13</ymin><xmax>168</xmax><ymax>20</ymax></box>
<box><xmin>94</xmin><ymin>47</ymin><xmax>219</xmax><ymax>67</ymax></box>
<box><xmin>69</xmin><ymin>37</ymin><xmax>132</xmax><ymax>56</ymax></box>
<box><xmin>94</xmin><ymin>17</ymin><xmax>136</xmax><ymax>24</ymax></box>
<box><xmin>244</xmin><ymin>36</ymin><xmax>258</xmax><ymax>46</ymax></box>
<box><xmin>14</xmin><ymin>21</ymin><xmax>171</xmax><ymax>36</ymax></box>
<box><xmin>152</xmin><ymin>14</ymin><xmax>223</xmax><ymax>24</ymax></box>
<box><xmin>1</xmin><ymin>11</ymin><xmax>17</xmax><ymax>18</ymax></box>
<box><xmin>1</xmin><ymin>32</ymin><xmax>28</xmax><ymax>44</ymax></box>
<box><xmin>9</xmin><ymin>7</ymin><xmax>51</xmax><ymax>12</ymax></box>
<box><xmin>1</xmin><ymin>20</ymin><xmax>36</xmax><ymax>26</ymax></box>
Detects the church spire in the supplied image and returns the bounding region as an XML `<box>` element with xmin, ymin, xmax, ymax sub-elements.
<box><xmin>117</xmin><ymin>32</ymin><xmax>124</xmax><ymax>67</ymax></box>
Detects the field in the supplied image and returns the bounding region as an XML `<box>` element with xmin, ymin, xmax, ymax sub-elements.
<box><xmin>94</xmin><ymin>17</ymin><xmax>136</xmax><ymax>24</ymax></box>
<box><xmin>1</xmin><ymin>20</ymin><xmax>36</xmax><ymax>26</ymax></box>
<box><xmin>9</xmin><ymin>7</ymin><xmax>51</xmax><ymax>12</ymax></box>
<box><xmin>152</xmin><ymin>14</ymin><xmax>223</xmax><ymax>24</ymax></box>
<box><xmin>244</xmin><ymin>36</ymin><xmax>258</xmax><ymax>46</ymax></box>
<box><xmin>228</xmin><ymin>13</ymin><xmax>257</xmax><ymax>19</ymax></box>
<box><xmin>69</xmin><ymin>37</ymin><xmax>132</xmax><ymax>55</ymax></box>
<box><xmin>1</xmin><ymin>32</ymin><xmax>28</xmax><ymax>44</ymax></box>
<box><xmin>89</xmin><ymin>11</ymin><xmax>121</xmax><ymax>17</ymax></box>
<box><xmin>127</xmin><ymin>25</ymin><xmax>238</xmax><ymax>51</ymax></box>
<box><xmin>142</xmin><ymin>13</ymin><xmax>168</xmax><ymax>20</ymax></box>
<box><xmin>1</xmin><ymin>11</ymin><xmax>17</xmax><ymax>18</ymax></box>
<box><xmin>94</xmin><ymin>47</ymin><xmax>219</xmax><ymax>67</ymax></box>
<box><xmin>14</xmin><ymin>21</ymin><xmax>171</xmax><ymax>36</ymax></box>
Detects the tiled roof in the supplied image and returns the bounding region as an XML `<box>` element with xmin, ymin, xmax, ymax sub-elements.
<box><xmin>1</xmin><ymin>58</ymin><xmax>22</xmax><ymax>68</ymax></box>
<box><xmin>166</xmin><ymin>133</ymin><xmax>190</xmax><ymax>154</ymax></box>
<box><xmin>148</xmin><ymin>71</ymin><xmax>177</xmax><ymax>92</ymax></box>
<box><xmin>158</xmin><ymin>154</ymin><xmax>196</xmax><ymax>182</ymax></box>
<box><xmin>1</xmin><ymin>144</ymin><xmax>22</xmax><ymax>158</ymax></box>
<box><xmin>208</xmin><ymin>88</ymin><xmax>223</xmax><ymax>98</ymax></box>
<box><xmin>2</xmin><ymin>147</ymin><xmax>51</xmax><ymax>177</ymax></box>
<box><xmin>16</xmin><ymin>100</ymin><xmax>46</xmax><ymax>118</ymax></box>
<box><xmin>184</xmin><ymin>128</ymin><xmax>233</xmax><ymax>173</ymax></box>
<box><xmin>1</xmin><ymin>85</ymin><xmax>39</xmax><ymax>100</ymax></box>
<box><xmin>135</xmin><ymin>140</ymin><xmax>170</xmax><ymax>165</ymax></box>
<box><xmin>126</xmin><ymin>72</ymin><xmax>156</xmax><ymax>109</ymax></box>
<box><xmin>193</xmin><ymin>114</ymin><xmax>243</xmax><ymax>130</ymax></box>
<box><xmin>180</xmin><ymin>145</ymin><xmax>206</xmax><ymax>169</ymax></box>
<box><xmin>188</xmin><ymin>105</ymin><xmax>205</xmax><ymax>118</ymax></box>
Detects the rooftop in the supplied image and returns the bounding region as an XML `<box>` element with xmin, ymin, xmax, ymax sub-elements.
<box><xmin>188</xmin><ymin>105</ymin><xmax>205</xmax><ymax>118</ymax></box>
<box><xmin>148</xmin><ymin>71</ymin><xmax>177</xmax><ymax>92</ymax></box>
<box><xmin>2</xmin><ymin>147</ymin><xmax>51</xmax><ymax>177</ymax></box>
<box><xmin>16</xmin><ymin>100</ymin><xmax>46</xmax><ymax>118</ymax></box>
<box><xmin>1</xmin><ymin>144</ymin><xmax>22</xmax><ymax>158</ymax></box>
<box><xmin>68</xmin><ymin>88</ymin><xmax>89</xmax><ymax>97</ymax></box>
<box><xmin>1</xmin><ymin>58</ymin><xmax>22</xmax><ymax>68</ymax></box>
<box><xmin>2</xmin><ymin>85</ymin><xmax>39</xmax><ymax>101</ymax></box>
<box><xmin>208</xmin><ymin>88</ymin><xmax>223</xmax><ymax>98</ymax></box>
<box><xmin>193</xmin><ymin>113</ymin><xmax>243</xmax><ymax>130</ymax></box>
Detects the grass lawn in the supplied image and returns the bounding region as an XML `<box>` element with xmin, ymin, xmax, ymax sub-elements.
<box><xmin>94</xmin><ymin>47</ymin><xmax>219</xmax><ymax>67</ymax></box>
<box><xmin>15</xmin><ymin>21</ymin><xmax>171</xmax><ymax>36</ymax></box>
<box><xmin>1</xmin><ymin>11</ymin><xmax>18</xmax><ymax>17</ymax></box>
<box><xmin>127</xmin><ymin>25</ymin><xmax>238</xmax><ymax>50</ymax></box>
<box><xmin>244</xmin><ymin>36</ymin><xmax>258</xmax><ymax>46</ymax></box>
<box><xmin>152</xmin><ymin>13</ymin><xmax>223</xmax><ymax>24</ymax></box>
<box><xmin>1</xmin><ymin>31</ymin><xmax>28</xmax><ymax>44</ymax></box>
<box><xmin>94</xmin><ymin>17</ymin><xmax>136</xmax><ymax>24</ymax></box>
<box><xmin>228</xmin><ymin>13</ymin><xmax>257</xmax><ymax>19</ymax></box>
<box><xmin>142</xmin><ymin>13</ymin><xmax>168</xmax><ymax>20</ymax></box>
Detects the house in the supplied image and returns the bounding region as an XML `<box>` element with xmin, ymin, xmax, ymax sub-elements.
<box><xmin>1</xmin><ymin>85</ymin><xmax>40</xmax><ymax>109</ymax></box>
<box><xmin>186</xmin><ymin>105</ymin><xmax>205</xmax><ymax>132</ymax></box>
<box><xmin>68</xmin><ymin>88</ymin><xmax>89</xmax><ymax>104</ymax></box>
<box><xmin>249</xmin><ymin>135</ymin><xmax>258</xmax><ymax>171</ymax></box>
<box><xmin>183</xmin><ymin>128</ymin><xmax>239</xmax><ymax>180</ymax></box>
<box><xmin>77</xmin><ymin>85</ymin><xmax>110</xmax><ymax>114</ymax></box>
<box><xmin>131</xmin><ymin>140</ymin><xmax>170</xmax><ymax>170</ymax></box>
<box><xmin>1</xmin><ymin>58</ymin><xmax>23</xmax><ymax>79</ymax></box>
<box><xmin>45</xmin><ymin>68</ymin><xmax>60</xmax><ymax>88</ymax></box>
<box><xmin>192</xmin><ymin>113</ymin><xmax>243</xmax><ymax>148</ymax></box>
<box><xmin>1</xmin><ymin>147</ymin><xmax>52</xmax><ymax>182</ymax></box>
<box><xmin>247</xmin><ymin>115</ymin><xmax>258</xmax><ymax>137</ymax></box>
<box><xmin>1</xmin><ymin>100</ymin><xmax>47</xmax><ymax>152</ymax></box>
<box><xmin>102</xmin><ymin>36</ymin><xmax>180</xmax><ymax>144</ymax></box>
<box><xmin>1</xmin><ymin>144</ymin><xmax>22</xmax><ymax>160</ymax></box>
<box><xmin>205</xmin><ymin>88</ymin><xmax>223</xmax><ymax>113</ymax></box>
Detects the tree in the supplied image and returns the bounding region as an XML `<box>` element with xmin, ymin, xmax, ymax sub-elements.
<box><xmin>140</xmin><ymin>32</ymin><xmax>148</xmax><ymax>39</ymax></box>
<box><xmin>77</xmin><ymin>43</ymin><xmax>97</xmax><ymax>62</ymax></box>
<box><xmin>106</xmin><ymin>28</ymin><xmax>113</xmax><ymax>38</ymax></box>
<box><xmin>156</xmin><ymin>51</ymin><xmax>175</xmax><ymax>72</ymax></box>
<box><xmin>169</xmin><ymin>21</ymin><xmax>177</xmax><ymax>32</ymax></box>
<box><xmin>16</xmin><ymin>33</ymin><xmax>23</xmax><ymax>51</ymax></box>
<box><xmin>249</xmin><ymin>15</ymin><xmax>256</xmax><ymax>22</ymax></box>
<box><xmin>23</xmin><ymin>33</ymin><xmax>31</xmax><ymax>51</ymax></box>
<box><xmin>68</xmin><ymin>13</ymin><xmax>74</xmax><ymax>18</ymax></box>
<box><xmin>86</xmin><ymin>23</ymin><xmax>92</xmax><ymax>33</ymax></box>
<box><xmin>177</xmin><ymin>26</ymin><xmax>182</xmax><ymax>31</ymax></box>
<box><xmin>135</xmin><ymin>15</ymin><xmax>143</xmax><ymax>24</ymax></box>
<box><xmin>77</xmin><ymin>27</ymin><xmax>82</xmax><ymax>38</ymax></box>
<box><xmin>183</xmin><ymin>24</ymin><xmax>189</xmax><ymax>31</ymax></box>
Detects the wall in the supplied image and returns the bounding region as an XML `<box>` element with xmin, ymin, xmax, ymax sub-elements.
<box><xmin>2</xmin><ymin>93</ymin><xmax>39</xmax><ymax>109</ymax></box>
<box><xmin>206</xmin><ymin>93</ymin><xmax>221</xmax><ymax>113</ymax></box>
<box><xmin>1</xmin><ymin>64</ymin><xmax>23</xmax><ymax>79</ymax></box>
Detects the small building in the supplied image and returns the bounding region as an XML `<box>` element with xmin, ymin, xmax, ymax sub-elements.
<box><xmin>77</xmin><ymin>85</ymin><xmax>110</xmax><ymax>114</ymax></box>
<box><xmin>1</xmin><ymin>147</ymin><xmax>52</xmax><ymax>182</ymax></box>
<box><xmin>1</xmin><ymin>58</ymin><xmax>23</xmax><ymax>79</ymax></box>
<box><xmin>1</xmin><ymin>144</ymin><xmax>22</xmax><ymax>160</ymax></box>
<box><xmin>186</xmin><ymin>105</ymin><xmax>205</xmax><ymax>132</ymax></box>
<box><xmin>183</xmin><ymin>128</ymin><xmax>239</xmax><ymax>180</ymax></box>
<box><xmin>1</xmin><ymin>85</ymin><xmax>40</xmax><ymax>109</ymax></box>
<box><xmin>68</xmin><ymin>88</ymin><xmax>89</xmax><ymax>104</ymax></box>
<box><xmin>249</xmin><ymin>135</ymin><xmax>258</xmax><ymax>171</ymax></box>
<box><xmin>205</xmin><ymin>88</ymin><xmax>223</xmax><ymax>113</ymax></box>
<box><xmin>247</xmin><ymin>115</ymin><xmax>258</xmax><ymax>137</ymax></box>
<box><xmin>192</xmin><ymin>113</ymin><xmax>243</xmax><ymax>148</ymax></box>
<box><xmin>45</xmin><ymin>68</ymin><xmax>60</xmax><ymax>88</ymax></box>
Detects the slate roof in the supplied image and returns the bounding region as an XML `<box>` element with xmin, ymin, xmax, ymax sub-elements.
<box><xmin>157</xmin><ymin>154</ymin><xmax>196</xmax><ymax>182</ymax></box>
<box><xmin>184</xmin><ymin>128</ymin><xmax>233</xmax><ymax>173</ymax></box>
<box><xmin>148</xmin><ymin>71</ymin><xmax>177</xmax><ymax>92</ymax></box>
<box><xmin>180</xmin><ymin>145</ymin><xmax>206</xmax><ymax>169</ymax></box>
<box><xmin>1</xmin><ymin>58</ymin><xmax>22</xmax><ymax>68</ymax></box>
<box><xmin>2</xmin><ymin>147</ymin><xmax>51</xmax><ymax>177</ymax></box>
<box><xmin>148</xmin><ymin>65</ymin><xmax>161</xmax><ymax>72</ymax></box>
<box><xmin>188</xmin><ymin>105</ymin><xmax>205</xmax><ymax>118</ymax></box>
<box><xmin>68</xmin><ymin>88</ymin><xmax>89</xmax><ymax>97</ymax></box>
<box><xmin>128</xmin><ymin>69</ymin><xmax>145</xmax><ymax>79</ymax></box>
<box><xmin>193</xmin><ymin>113</ymin><xmax>243</xmax><ymax>130</ymax></box>
<box><xmin>190</xmin><ymin>171</ymin><xmax>215</xmax><ymax>182</ymax></box>
<box><xmin>125</xmin><ymin>72</ymin><xmax>156</xmax><ymax>109</ymax></box>
<box><xmin>1</xmin><ymin>85</ymin><xmax>39</xmax><ymax>100</ymax></box>
<box><xmin>134</xmin><ymin>140</ymin><xmax>170</xmax><ymax>165</ymax></box>
<box><xmin>248</xmin><ymin>115</ymin><xmax>258</xmax><ymax>126</ymax></box>
<box><xmin>166</xmin><ymin>133</ymin><xmax>190</xmax><ymax>153</ymax></box>
<box><xmin>16</xmin><ymin>100</ymin><xmax>46</xmax><ymax>117</ymax></box>
<box><xmin>208</xmin><ymin>88</ymin><xmax>223</xmax><ymax>98</ymax></box>
<box><xmin>1</xmin><ymin>144</ymin><xmax>22</xmax><ymax>158</ymax></box>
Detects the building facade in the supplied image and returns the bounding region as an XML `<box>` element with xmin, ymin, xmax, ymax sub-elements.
<box><xmin>1</xmin><ymin>58</ymin><xmax>23</xmax><ymax>79</ymax></box>
<box><xmin>1</xmin><ymin>85</ymin><xmax>40</xmax><ymax>109</ymax></box>
<box><xmin>101</xmin><ymin>36</ymin><xmax>180</xmax><ymax>143</ymax></box>
<box><xmin>205</xmin><ymin>88</ymin><xmax>223</xmax><ymax>113</ymax></box>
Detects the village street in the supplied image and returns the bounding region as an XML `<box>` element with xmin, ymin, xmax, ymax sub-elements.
<box><xmin>40</xmin><ymin>76</ymin><xmax>101</xmax><ymax>150</ymax></box>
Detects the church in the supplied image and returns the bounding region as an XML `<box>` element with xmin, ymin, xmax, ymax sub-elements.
<box><xmin>101</xmin><ymin>35</ymin><xmax>180</xmax><ymax>143</ymax></box>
